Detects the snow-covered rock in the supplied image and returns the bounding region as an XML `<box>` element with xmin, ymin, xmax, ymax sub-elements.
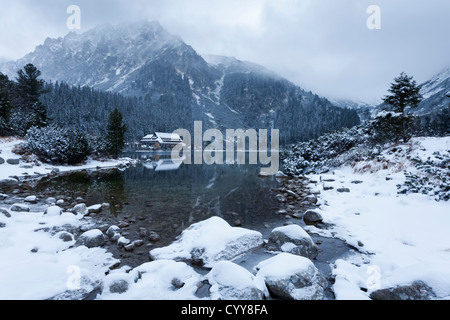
<box><xmin>106</xmin><ymin>225</ymin><xmax>121</xmax><ymax>238</ymax></box>
<box><xmin>101</xmin><ymin>273</ymin><xmax>134</xmax><ymax>295</ymax></box>
<box><xmin>149</xmin><ymin>217</ymin><xmax>264</xmax><ymax>268</ymax></box>
<box><xmin>87</xmin><ymin>204</ymin><xmax>102</xmax><ymax>214</ymax></box>
<box><xmin>10</xmin><ymin>203</ymin><xmax>30</xmax><ymax>212</ymax></box>
<box><xmin>46</xmin><ymin>197</ymin><xmax>56</xmax><ymax>204</ymax></box>
<box><xmin>117</xmin><ymin>236</ymin><xmax>131</xmax><ymax>247</ymax></box>
<box><xmin>44</xmin><ymin>206</ymin><xmax>63</xmax><ymax>216</ymax></box>
<box><xmin>0</xmin><ymin>207</ymin><xmax>117</xmax><ymax>299</ymax></box>
<box><xmin>54</xmin><ymin>231</ymin><xmax>75</xmax><ymax>243</ymax></box>
<box><xmin>76</xmin><ymin>229</ymin><xmax>106</xmax><ymax>248</ymax></box>
<box><xmin>207</xmin><ymin>261</ymin><xmax>265</xmax><ymax>300</ymax></box>
<box><xmin>24</xmin><ymin>195</ymin><xmax>38</xmax><ymax>203</ymax></box>
<box><xmin>331</xmin><ymin>258</ymin><xmax>371</xmax><ymax>300</ymax></box>
<box><xmin>370</xmin><ymin>281</ymin><xmax>436</xmax><ymax>300</ymax></box>
<box><xmin>99</xmin><ymin>260</ymin><xmax>202</xmax><ymax>300</ymax></box>
<box><xmin>0</xmin><ymin>178</ymin><xmax>18</xmax><ymax>186</ymax></box>
<box><xmin>72</xmin><ymin>203</ymin><xmax>88</xmax><ymax>215</ymax></box>
<box><xmin>266</xmin><ymin>224</ymin><xmax>318</xmax><ymax>259</ymax></box>
<box><xmin>255</xmin><ymin>253</ymin><xmax>327</xmax><ymax>300</ymax></box>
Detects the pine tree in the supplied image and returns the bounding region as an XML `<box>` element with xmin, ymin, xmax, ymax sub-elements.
<box><xmin>106</xmin><ymin>108</ymin><xmax>127</xmax><ymax>159</ymax></box>
<box><xmin>377</xmin><ymin>72</ymin><xmax>423</xmax><ymax>142</ymax></box>
<box><xmin>16</xmin><ymin>64</ymin><xmax>45</xmax><ymax>104</ymax></box>
<box><xmin>383</xmin><ymin>72</ymin><xmax>422</xmax><ymax>114</ymax></box>
<box><xmin>0</xmin><ymin>73</ymin><xmax>13</xmax><ymax>135</ymax></box>
<box><xmin>14</xmin><ymin>64</ymin><xmax>49</xmax><ymax>130</ymax></box>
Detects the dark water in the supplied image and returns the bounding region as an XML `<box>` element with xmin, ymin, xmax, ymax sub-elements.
<box><xmin>31</xmin><ymin>152</ymin><xmax>284</xmax><ymax>247</ymax></box>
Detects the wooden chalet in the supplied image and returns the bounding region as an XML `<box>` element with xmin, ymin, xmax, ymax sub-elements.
<box><xmin>140</xmin><ymin>132</ymin><xmax>184</xmax><ymax>150</ymax></box>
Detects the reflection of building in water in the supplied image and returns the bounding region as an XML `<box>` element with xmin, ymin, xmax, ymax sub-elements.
<box><xmin>142</xmin><ymin>153</ymin><xmax>185</xmax><ymax>172</ymax></box>
<box><xmin>140</xmin><ymin>132</ymin><xmax>184</xmax><ymax>150</ymax></box>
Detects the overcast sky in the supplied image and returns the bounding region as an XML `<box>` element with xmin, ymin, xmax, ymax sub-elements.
<box><xmin>1</xmin><ymin>0</ymin><xmax>449</xmax><ymax>103</ymax></box>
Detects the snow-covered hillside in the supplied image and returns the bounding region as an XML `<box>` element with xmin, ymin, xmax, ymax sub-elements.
<box><xmin>415</xmin><ymin>67</ymin><xmax>450</xmax><ymax>116</ymax></box>
<box><xmin>421</xmin><ymin>67</ymin><xmax>450</xmax><ymax>100</ymax></box>
<box><xmin>302</xmin><ymin>136</ymin><xmax>450</xmax><ymax>299</ymax></box>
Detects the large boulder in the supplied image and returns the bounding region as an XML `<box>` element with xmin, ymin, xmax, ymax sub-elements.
<box><xmin>0</xmin><ymin>178</ymin><xmax>19</xmax><ymax>186</ymax></box>
<box><xmin>255</xmin><ymin>253</ymin><xmax>327</xmax><ymax>300</ymax></box>
<box><xmin>266</xmin><ymin>224</ymin><xmax>319</xmax><ymax>259</ymax></box>
<box><xmin>303</xmin><ymin>209</ymin><xmax>323</xmax><ymax>225</ymax></box>
<box><xmin>207</xmin><ymin>261</ymin><xmax>265</xmax><ymax>300</ymax></box>
<box><xmin>99</xmin><ymin>260</ymin><xmax>202</xmax><ymax>300</ymax></box>
<box><xmin>149</xmin><ymin>217</ymin><xmax>263</xmax><ymax>268</ymax></box>
<box><xmin>10</xmin><ymin>203</ymin><xmax>30</xmax><ymax>212</ymax></box>
<box><xmin>76</xmin><ymin>229</ymin><xmax>106</xmax><ymax>248</ymax></box>
<box><xmin>370</xmin><ymin>281</ymin><xmax>436</xmax><ymax>300</ymax></box>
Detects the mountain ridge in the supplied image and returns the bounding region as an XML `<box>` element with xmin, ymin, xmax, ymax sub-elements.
<box><xmin>0</xmin><ymin>20</ymin><xmax>361</xmax><ymax>144</ymax></box>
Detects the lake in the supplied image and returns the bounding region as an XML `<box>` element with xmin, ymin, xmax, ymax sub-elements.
<box><xmin>31</xmin><ymin>151</ymin><xmax>285</xmax><ymax>248</ymax></box>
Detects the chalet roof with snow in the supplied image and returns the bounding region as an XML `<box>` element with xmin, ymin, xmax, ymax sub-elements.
<box><xmin>141</xmin><ymin>132</ymin><xmax>183</xmax><ymax>145</ymax></box>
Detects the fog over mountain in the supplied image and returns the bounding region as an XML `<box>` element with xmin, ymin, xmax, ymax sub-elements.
<box><xmin>0</xmin><ymin>21</ymin><xmax>360</xmax><ymax>143</ymax></box>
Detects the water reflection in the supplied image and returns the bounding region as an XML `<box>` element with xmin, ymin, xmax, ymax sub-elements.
<box><xmin>33</xmin><ymin>152</ymin><xmax>283</xmax><ymax>246</ymax></box>
<box><xmin>134</xmin><ymin>152</ymin><xmax>185</xmax><ymax>172</ymax></box>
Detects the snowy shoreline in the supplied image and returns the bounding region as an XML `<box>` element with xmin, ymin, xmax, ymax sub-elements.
<box><xmin>303</xmin><ymin>137</ymin><xmax>450</xmax><ymax>300</ymax></box>
<box><xmin>0</xmin><ymin>137</ymin><xmax>136</xmax><ymax>184</ymax></box>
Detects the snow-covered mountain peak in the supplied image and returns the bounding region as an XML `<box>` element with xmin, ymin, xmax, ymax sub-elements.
<box><xmin>0</xmin><ymin>20</ymin><xmax>193</xmax><ymax>94</ymax></box>
<box><xmin>203</xmin><ymin>54</ymin><xmax>279</xmax><ymax>78</ymax></box>
<box><xmin>420</xmin><ymin>66</ymin><xmax>450</xmax><ymax>99</ymax></box>
<box><xmin>81</xmin><ymin>20</ymin><xmax>179</xmax><ymax>45</ymax></box>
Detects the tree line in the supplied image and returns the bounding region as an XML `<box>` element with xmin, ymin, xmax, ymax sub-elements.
<box><xmin>0</xmin><ymin>64</ymin><xmax>127</xmax><ymax>163</ymax></box>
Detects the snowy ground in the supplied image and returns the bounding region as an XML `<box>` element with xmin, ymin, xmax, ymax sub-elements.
<box><xmin>0</xmin><ymin>137</ymin><xmax>133</xmax><ymax>299</ymax></box>
<box><xmin>305</xmin><ymin>137</ymin><xmax>450</xmax><ymax>299</ymax></box>
<box><xmin>0</xmin><ymin>209</ymin><xmax>118</xmax><ymax>299</ymax></box>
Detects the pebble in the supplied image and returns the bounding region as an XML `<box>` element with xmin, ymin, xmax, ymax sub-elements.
<box><xmin>118</xmin><ymin>237</ymin><xmax>131</xmax><ymax>247</ymax></box>
<box><xmin>118</xmin><ymin>221</ymin><xmax>129</xmax><ymax>228</ymax></box>
<box><xmin>24</xmin><ymin>195</ymin><xmax>38</xmax><ymax>203</ymax></box>
<box><xmin>148</xmin><ymin>231</ymin><xmax>161</xmax><ymax>242</ymax></box>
